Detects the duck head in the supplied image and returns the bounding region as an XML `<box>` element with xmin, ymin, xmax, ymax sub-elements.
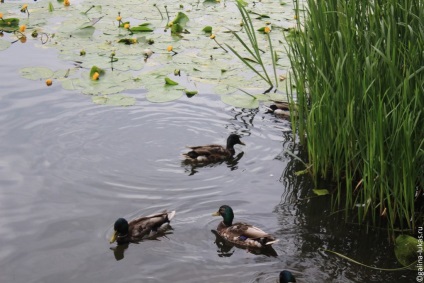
<box><xmin>110</xmin><ymin>218</ymin><xmax>129</xmax><ymax>244</ymax></box>
<box><xmin>212</xmin><ymin>205</ymin><xmax>234</xmax><ymax>226</ymax></box>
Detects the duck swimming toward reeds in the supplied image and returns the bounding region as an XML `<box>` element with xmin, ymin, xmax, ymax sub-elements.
<box><xmin>212</xmin><ymin>205</ymin><xmax>279</xmax><ymax>248</ymax></box>
<box><xmin>182</xmin><ymin>134</ymin><xmax>245</xmax><ymax>163</ymax></box>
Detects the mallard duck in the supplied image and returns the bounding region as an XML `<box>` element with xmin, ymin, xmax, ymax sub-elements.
<box><xmin>265</xmin><ymin>101</ymin><xmax>291</xmax><ymax>116</ymax></box>
<box><xmin>212</xmin><ymin>205</ymin><xmax>279</xmax><ymax>248</ymax></box>
<box><xmin>182</xmin><ymin>134</ymin><xmax>245</xmax><ymax>163</ymax></box>
<box><xmin>280</xmin><ymin>270</ymin><xmax>296</xmax><ymax>283</ymax></box>
<box><xmin>110</xmin><ymin>210</ymin><xmax>176</xmax><ymax>245</ymax></box>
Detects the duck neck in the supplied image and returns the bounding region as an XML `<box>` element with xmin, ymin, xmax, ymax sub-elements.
<box><xmin>223</xmin><ymin>212</ymin><xmax>234</xmax><ymax>226</ymax></box>
<box><xmin>226</xmin><ymin>141</ymin><xmax>236</xmax><ymax>153</ymax></box>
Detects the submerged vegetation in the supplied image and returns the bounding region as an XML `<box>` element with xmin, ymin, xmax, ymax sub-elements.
<box><xmin>287</xmin><ymin>0</ymin><xmax>424</xmax><ymax>232</ymax></box>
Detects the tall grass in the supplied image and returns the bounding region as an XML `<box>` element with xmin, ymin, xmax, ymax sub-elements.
<box><xmin>287</xmin><ymin>0</ymin><xmax>424</xmax><ymax>231</ymax></box>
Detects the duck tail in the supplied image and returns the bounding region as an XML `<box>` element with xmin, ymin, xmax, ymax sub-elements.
<box><xmin>264</xmin><ymin>238</ymin><xmax>279</xmax><ymax>245</ymax></box>
<box><xmin>166</xmin><ymin>210</ymin><xmax>176</xmax><ymax>222</ymax></box>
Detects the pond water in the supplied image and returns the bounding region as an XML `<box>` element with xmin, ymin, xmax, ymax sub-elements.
<box><xmin>0</xmin><ymin>2</ymin><xmax>415</xmax><ymax>283</ymax></box>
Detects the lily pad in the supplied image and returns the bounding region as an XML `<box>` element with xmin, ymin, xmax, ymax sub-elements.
<box><xmin>92</xmin><ymin>94</ymin><xmax>136</xmax><ymax>106</ymax></box>
<box><xmin>221</xmin><ymin>93</ymin><xmax>259</xmax><ymax>109</ymax></box>
<box><xmin>20</xmin><ymin>67</ymin><xmax>54</xmax><ymax>80</ymax></box>
<box><xmin>394</xmin><ymin>234</ymin><xmax>418</xmax><ymax>267</ymax></box>
<box><xmin>0</xmin><ymin>39</ymin><xmax>12</xmax><ymax>51</ymax></box>
<box><xmin>312</xmin><ymin>189</ymin><xmax>330</xmax><ymax>196</ymax></box>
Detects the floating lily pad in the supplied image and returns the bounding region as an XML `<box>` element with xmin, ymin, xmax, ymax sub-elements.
<box><xmin>221</xmin><ymin>93</ymin><xmax>259</xmax><ymax>109</ymax></box>
<box><xmin>1</xmin><ymin>0</ymin><xmax>295</xmax><ymax>108</ymax></box>
<box><xmin>20</xmin><ymin>67</ymin><xmax>54</xmax><ymax>80</ymax></box>
<box><xmin>313</xmin><ymin>189</ymin><xmax>330</xmax><ymax>196</ymax></box>
<box><xmin>0</xmin><ymin>39</ymin><xmax>12</xmax><ymax>51</ymax></box>
<box><xmin>394</xmin><ymin>235</ymin><xmax>418</xmax><ymax>267</ymax></box>
<box><xmin>92</xmin><ymin>94</ymin><xmax>136</xmax><ymax>106</ymax></box>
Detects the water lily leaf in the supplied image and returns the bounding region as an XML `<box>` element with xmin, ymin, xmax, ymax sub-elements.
<box><xmin>118</xmin><ymin>38</ymin><xmax>138</xmax><ymax>45</ymax></box>
<box><xmin>250</xmin><ymin>12</ymin><xmax>270</xmax><ymax>19</ymax></box>
<box><xmin>89</xmin><ymin>66</ymin><xmax>104</xmax><ymax>77</ymax></box>
<box><xmin>131</xmin><ymin>25</ymin><xmax>154</xmax><ymax>32</ymax></box>
<box><xmin>312</xmin><ymin>189</ymin><xmax>330</xmax><ymax>196</ymax></box>
<box><xmin>221</xmin><ymin>93</ymin><xmax>259</xmax><ymax>109</ymax></box>
<box><xmin>165</xmin><ymin>77</ymin><xmax>179</xmax><ymax>85</ymax></box>
<box><xmin>394</xmin><ymin>235</ymin><xmax>418</xmax><ymax>267</ymax></box>
<box><xmin>0</xmin><ymin>18</ymin><xmax>19</xmax><ymax>28</ymax></box>
<box><xmin>170</xmin><ymin>12</ymin><xmax>189</xmax><ymax>34</ymax></box>
<box><xmin>79</xmin><ymin>17</ymin><xmax>103</xmax><ymax>29</ymax></box>
<box><xmin>202</xmin><ymin>26</ymin><xmax>212</xmax><ymax>33</ymax></box>
<box><xmin>172</xmin><ymin>12</ymin><xmax>189</xmax><ymax>26</ymax></box>
<box><xmin>185</xmin><ymin>89</ymin><xmax>198</xmax><ymax>97</ymax></box>
<box><xmin>92</xmin><ymin>94</ymin><xmax>136</xmax><ymax>106</ymax></box>
<box><xmin>20</xmin><ymin>67</ymin><xmax>54</xmax><ymax>80</ymax></box>
<box><xmin>146</xmin><ymin>86</ymin><xmax>184</xmax><ymax>103</ymax></box>
<box><xmin>0</xmin><ymin>39</ymin><xmax>11</xmax><ymax>51</ymax></box>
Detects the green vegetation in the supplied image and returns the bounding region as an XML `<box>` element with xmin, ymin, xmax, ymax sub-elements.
<box><xmin>287</xmin><ymin>0</ymin><xmax>424</xmax><ymax>231</ymax></box>
<box><xmin>226</xmin><ymin>0</ymin><xmax>279</xmax><ymax>94</ymax></box>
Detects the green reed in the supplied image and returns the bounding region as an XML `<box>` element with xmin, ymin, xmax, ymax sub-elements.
<box><xmin>287</xmin><ymin>0</ymin><xmax>424</xmax><ymax>231</ymax></box>
<box><xmin>226</xmin><ymin>0</ymin><xmax>278</xmax><ymax>93</ymax></box>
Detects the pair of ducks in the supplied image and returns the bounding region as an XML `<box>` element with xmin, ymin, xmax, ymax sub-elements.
<box><xmin>110</xmin><ymin>134</ymin><xmax>296</xmax><ymax>282</ymax></box>
<box><xmin>110</xmin><ymin>206</ymin><xmax>296</xmax><ymax>283</ymax></box>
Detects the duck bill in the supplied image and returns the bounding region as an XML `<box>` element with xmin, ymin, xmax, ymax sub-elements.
<box><xmin>212</xmin><ymin>211</ymin><xmax>220</xmax><ymax>216</ymax></box>
<box><xmin>109</xmin><ymin>231</ymin><xmax>118</xmax><ymax>244</ymax></box>
<box><xmin>239</xmin><ymin>141</ymin><xmax>245</xmax><ymax>146</ymax></box>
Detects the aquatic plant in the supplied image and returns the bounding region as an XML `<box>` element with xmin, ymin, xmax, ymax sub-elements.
<box><xmin>287</xmin><ymin>0</ymin><xmax>424</xmax><ymax>231</ymax></box>
<box><xmin>0</xmin><ymin>0</ymin><xmax>295</xmax><ymax>107</ymax></box>
<box><xmin>226</xmin><ymin>0</ymin><xmax>279</xmax><ymax>94</ymax></box>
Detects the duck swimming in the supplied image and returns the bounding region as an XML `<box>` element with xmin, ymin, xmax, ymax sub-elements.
<box><xmin>110</xmin><ymin>210</ymin><xmax>176</xmax><ymax>245</ymax></box>
<box><xmin>280</xmin><ymin>270</ymin><xmax>296</xmax><ymax>283</ymax></box>
<box><xmin>212</xmin><ymin>205</ymin><xmax>279</xmax><ymax>248</ymax></box>
<box><xmin>182</xmin><ymin>134</ymin><xmax>245</xmax><ymax>163</ymax></box>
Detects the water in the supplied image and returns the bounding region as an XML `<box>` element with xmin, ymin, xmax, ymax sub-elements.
<box><xmin>0</xmin><ymin>24</ymin><xmax>414</xmax><ymax>283</ymax></box>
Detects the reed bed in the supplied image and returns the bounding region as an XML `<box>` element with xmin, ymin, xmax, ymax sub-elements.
<box><xmin>287</xmin><ymin>0</ymin><xmax>424</xmax><ymax>231</ymax></box>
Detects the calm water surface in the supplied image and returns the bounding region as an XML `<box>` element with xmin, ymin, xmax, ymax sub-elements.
<box><xmin>0</xmin><ymin>18</ymin><xmax>414</xmax><ymax>283</ymax></box>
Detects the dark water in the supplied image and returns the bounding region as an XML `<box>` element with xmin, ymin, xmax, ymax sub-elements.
<box><xmin>0</xmin><ymin>31</ymin><xmax>415</xmax><ymax>283</ymax></box>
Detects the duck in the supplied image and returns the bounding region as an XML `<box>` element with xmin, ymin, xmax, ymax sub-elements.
<box><xmin>182</xmin><ymin>134</ymin><xmax>245</xmax><ymax>163</ymax></box>
<box><xmin>109</xmin><ymin>210</ymin><xmax>176</xmax><ymax>245</ymax></box>
<box><xmin>280</xmin><ymin>270</ymin><xmax>296</xmax><ymax>283</ymax></box>
<box><xmin>212</xmin><ymin>205</ymin><xmax>279</xmax><ymax>248</ymax></box>
<box><xmin>265</xmin><ymin>101</ymin><xmax>293</xmax><ymax>116</ymax></box>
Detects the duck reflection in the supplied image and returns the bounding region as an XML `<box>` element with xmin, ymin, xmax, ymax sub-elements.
<box><xmin>110</xmin><ymin>243</ymin><xmax>129</xmax><ymax>261</ymax></box>
<box><xmin>182</xmin><ymin>151</ymin><xmax>244</xmax><ymax>176</ymax></box>
<box><xmin>109</xmin><ymin>226</ymin><xmax>174</xmax><ymax>261</ymax></box>
<box><xmin>211</xmin><ymin>230</ymin><xmax>278</xmax><ymax>257</ymax></box>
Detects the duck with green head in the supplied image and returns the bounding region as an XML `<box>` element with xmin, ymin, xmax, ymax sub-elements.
<box><xmin>280</xmin><ymin>270</ymin><xmax>296</xmax><ymax>283</ymax></box>
<box><xmin>212</xmin><ymin>205</ymin><xmax>279</xmax><ymax>248</ymax></box>
<box><xmin>182</xmin><ymin>134</ymin><xmax>245</xmax><ymax>163</ymax></box>
<box><xmin>110</xmin><ymin>210</ymin><xmax>176</xmax><ymax>245</ymax></box>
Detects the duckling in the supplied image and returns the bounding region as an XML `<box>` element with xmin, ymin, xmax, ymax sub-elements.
<box><xmin>212</xmin><ymin>205</ymin><xmax>279</xmax><ymax>248</ymax></box>
<box><xmin>110</xmin><ymin>210</ymin><xmax>176</xmax><ymax>245</ymax></box>
<box><xmin>182</xmin><ymin>134</ymin><xmax>245</xmax><ymax>163</ymax></box>
<box><xmin>280</xmin><ymin>270</ymin><xmax>296</xmax><ymax>283</ymax></box>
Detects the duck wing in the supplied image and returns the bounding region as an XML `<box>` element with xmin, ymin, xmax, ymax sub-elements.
<box><xmin>183</xmin><ymin>144</ymin><xmax>230</xmax><ymax>161</ymax></box>
<box><xmin>227</xmin><ymin>222</ymin><xmax>279</xmax><ymax>245</ymax></box>
<box><xmin>129</xmin><ymin>211</ymin><xmax>176</xmax><ymax>239</ymax></box>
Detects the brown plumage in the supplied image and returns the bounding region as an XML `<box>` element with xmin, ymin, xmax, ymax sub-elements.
<box><xmin>212</xmin><ymin>205</ymin><xmax>279</xmax><ymax>248</ymax></box>
<box><xmin>110</xmin><ymin>210</ymin><xmax>176</xmax><ymax>245</ymax></box>
<box><xmin>182</xmin><ymin>134</ymin><xmax>245</xmax><ymax>163</ymax></box>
